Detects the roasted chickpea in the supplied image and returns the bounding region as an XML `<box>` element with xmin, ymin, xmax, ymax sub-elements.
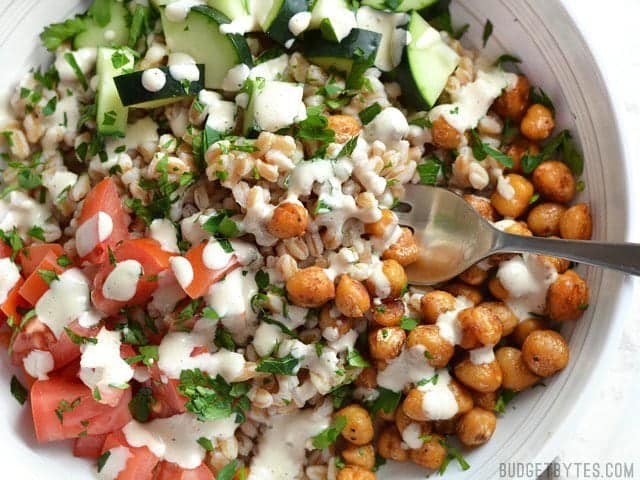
<box><xmin>459</xmin><ymin>265</ymin><xmax>489</xmax><ymax>286</ymax></box>
<box><xmin>431</xmin><ymin>116</ymin><xmax>460</xmax><ymax>150</ymax></box>
<box><xmin>420</xmin><ymin>291</ymin><xmax>457</xmax><ymax>324</ymax></box>
<box><xmin>402</xmin><ymin>389</ymin><xmax>428</xmax><ymax>421</ymax></box>
<box><xmin>520</xmin><ymin>104</ymin><xmax>555</xmax><ymax>141</ymax></box>
<box><xmin>383</xmin><ymin>228</ymin><xmax>419</xmax><ymax>266</ymax></box>
<box><xmin>480</xmin><ymin>302</ymin><xmax>518</xmax><ymax>337</ymax></box>
<box><xmin>432</xmin><ymin>419</ymin><xmax>457</xmax><ymax>435</ymax></box>
<box><xmin>336</xmin><ymin>275</ymin><xmax>371</xmax><ymax>318</ymax></box>
<box><xmin>366</xmin><ymin>259</ymin><xmax>407</xmax><ymax>299</ymax></box>
<box><xmin>409</xmin><ymin>434</ymin><xmax>447</xmax><ymax>469</ymax></box>
<box><xmin>540</xmin><ymin>254</ymin><xmax>570</xmax><ymax>274</ymax></box>
<box><xmin>267</xmin><ymin>203</ymin><xmax>309</xmax><ymax>239</ymax></box>
<box><xmin>406</xmin><ymin>325</ymin><xmax>455</xmax><ymax>368</ymax></box>
<box><xmin>336</xmin><ymin>405</ymin><xmax>375</xmax><ymax>446</ymax></box>
<box><xmin>505</xmin><ymin>221</ymin><xmax>533</xmax><ymax>237</ymax></box>
<box><xmin>504</xmin><ymin>138</ymin><xmax>540</xmax><ymax>173</ymax></box>
<box><xmin>458</xmin><ymin>305</ymin><xmax>503</xmax><ymax>349</ymax></box>
<box><xmin>464</xmin><ymin>194</ymin><xmax>497</xmax><ymax>222</ymax></box>
<box><xmin>377</xmin><ymin>425</ymin><xmax>408</xmax><ymax>462</ymax></box>
<box><xmin>495</xmin><ymin>347</ymin><xmax>540</xmax><ymax>391</ymax></box>
<box><xmin>454</xmin><ymin>358</ymin><xmax>503</xmax><ymax>393</ymax></box>
<box><xmin>394</xmin><ymin>406</ymin><xmax>416</xmax><ymax>433</ymax></box>
<box><xmin>527</xmin><ymin>203</ymin><xmax>566</xmax><ymax>237</ymax></box>
<box><xmin>443</xmin><ymin>283</ymin><xmax>483</xmax><ymax>305</ymax></box>
<box><xmin>354</xmin><ymin>367</ymin><xmax>378</xmax><ymax>389</ymax></box>
<box><xmin>546</xmin><ymin>270</ymin><xmax>589</xmax><ymax>321</ymax></box>
<box><xmin>490</xmin><ymin>173</ymin><xmax>534</xmax><ymax>218</ymax></box>
<box><xmin>337</xmin><ymin>466</ymin><xmax>376</xmax><ymax>480</ymax></box>
<box><xmin>511</xmin><ymin>317</ymin><xmax>546</xmax><ymax>346</ymax></box>
<box><xmin>319</xmin><ymin>306</ymin><xmax>352</xmax><ymax>336</ymax></box>
<box><xmin>372</xmin><ymin>299</ymin><xmax>404</xmax><ymax>327</ymax></box>
<box><xmin>456</xmin><ymin>407</ymin><xmax>497</xmax><ymax>447</ymax></box>
<box><xmin>493</xmin><ymin>75</ymin><xmax>530</xmax><ymax>121</ymax></box>
<box><xmin>342</xmin><ymin>444</ymin><xmax>376</xmax><ymax>470</ymax></box>
<box><xmin>450</xmin><ymin>379</ymin><xmax>474</xmax><ymax>415</ymax></box>
<box><xmin>488</xmin><ymin>277</ymin><xmax>509</xmax><ymax>301</ymax></box>
<box><xmin>328</xmin><ymin>114</ymin><xmax>362</xmax><ymax>144</ymax></box>
<box><xmin>286</xmin><ymin>267</ymin><xmax>335</xmax><ymax>308</ymax></box>
<box><xmin>364</xmin><ymin>209</ymin><xmax>395</xmax><ymax>237</ymax></box>
<box><xmin>369</xmin><ymin>327</ymin><xmax>406</xmax><ymax>361</ymax></box>
<box><xmin>522</xmin><ymin>330</ymin><xmax>570</xmax><ymax>377</ymax></box>
<box><xmin>472</xmin><ymin>391</ymin><xmax>497</xmax><ymax>411</ymax></box>
<box><xmin>559</xmin><ymin>203</ymin><xmax>593</xmax><ymax>240</ymax></box>
<box><xmin>532</xmin><ymin>161</ymin><xmax>575</xmax><ymax>204</ymax></box>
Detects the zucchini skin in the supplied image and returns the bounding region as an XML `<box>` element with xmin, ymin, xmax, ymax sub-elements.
<box><xmin>302</xmin><ymin>28</ymin><xmax>382</xmax><ymax>73</ymax></box>
<box><xmin>114</xmin><ymin>65</ymin><xmax>205</xmax><ymax>108</ymax></box>
<box><xmin>265</xmin><ymin>0</ymin><xmax>310</xmax><ymax>45</ymax></box>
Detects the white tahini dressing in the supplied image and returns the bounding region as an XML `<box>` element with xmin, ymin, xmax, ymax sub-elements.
<box><xmin>251</xmin><ymin>81</ymin><xmax>307</xmax><ymax>132</ymax></box>
<box><xmin>418</xmin><ymin>370</ymin><xmax>458</xmax><ymax>420</ymax></box>
<box><xmin>75</xmin><ymin>211</ymin><xmax>113</xmax><ymax>258</ymax></box>
<box><xmin>0</xmin><ymin>191</ymin><xmax>61</xmax><ymax>241</ymax></box>
<box><xmin>149</xmin><ymin>218</ymin><xmax>179</xmax><ymax>253</ymax></box>
<box><xmin>23</xmin><ymin>350</ymin><xmax>54</xmax><ymax>380</ymax></box>
<box><xmin>198</xmin><ymin>91</ymin><xmax>237</xmax><ymax>134</ymax></box>
<box><xmin>124</xmin><ymin>413</ymin><xmax>238</xmax><ymax>469</ymax></box>
<box><xmin>0</xmin><ymin>258</ymin><xmax>20</xmax><ymax>304</ymax></box>
<box><xmin>168</xmin><ymin>53</ymin><xmax>200</xmax><ymax>83</ymax></box>
<box><xmin>141</xmin><ymin>68</ymin><xmax>167</xmax><ymax>93</ymax></box>
<box><xmin>202</xmin><ymin>239</ymin><xmax>234</xmax><ymax>270</ymax></box>
<box><xmin>363</xmin><ymin>107</ymin><xmax>409</xmax><ymax>145</ymax></box>
<box><xmin>356</xmin><ymin>6</ymin><xmax>409</xmax><ymax>71</ymax></box>
<box><xmin>309</xmin><ymin>0</ymin><xmax>357</xmax><ymax>42</ymax></box>
<box><xmin>470</xmin><ymin>346</ymin><xmax>496</xmax><ymax>365</ymax></box>
<box><xmin>288</xmin><ymin>12</ymin><xmax>312</xmax><ymax>36</ymax></box>
<box><xmin>377</xmin><ymin>346</ymin><xmax>435</xmax><ymax>392</ymax></box>
<box><xmin>165</xmin><ymin>0</ymin><xmax>206</xmax><ymax>22</ymax></box>
<box><xmin>170</xmin><ymin>256</ymin><xmax>194</xmax><ymax>290</ymax></box>
<box><xmin>435</xmin><ymin>295</ymin><xmax>474</xmax><ymax>345</ymax></box>
<box><xmin>55</xmin><ymin>48</ymin><xmax>97</xmax><ymax>83</ymax></box>
<box><xmin>35</xmin><ymin>268</ymin><xmax>101</xmax><ymax>338</ymax></box>
<box><xmin>149</xmin><ymin>270</ymin><xmax>187</xmax><ymax>316</ymax></box>
<box><xmin>102</xmin><ymin>260</ymin><xmax>143</xmax><ymax>302</ymax></box>
<box><xmin>98</xmin><ymin>446</ymin><xmax>131</xmax><ymax>480</ymax></box>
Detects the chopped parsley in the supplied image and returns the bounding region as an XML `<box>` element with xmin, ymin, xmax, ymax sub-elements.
<box><xmin>256</xmin><ymin>354</ymin><xmax>299</xmax><ymax>376</ymax></box>
<box><xmin>37</xmin><ymin>269</ymin><xmax>59</xmax><ymax>286</ymax></box>
<box><xmin>346</xmin><ymin>349</ymin><xmax>370</xmax><ymax>368</ymax></box>
<box><xmin>43</xmin><ymin>96</ymin><xmax>58</xmax><ymax>116</ymax></box>
<box><xmin>214</xmin><ymin>326</ymin><xmax>236</xmax><ymax>351</ymax></box>
<box><xmin>482</xmin><ymin>19</ymin><xmax>493</xmax><ymax>47</ymax></box>
<box><xmin>417</xmin><ymin>157</ymin><xmax>442</xmax><ymax>185</ymax></box>
<box><xmin>97</xmin><ymin>451</ymin><xmax>111</xmax><ymax>473</ymax></box>
<box><xmin>438</xmin><ymin>438</ymin><xmax>470</xmax><ymax>473</ymax></box>
<box><xmin>39</xmin><ymin>17</ymin><xmax>87</xmax><ymax>51</ymax></box>
<box><xmin>369</xmin><ymin>387</ymin><xmax>401</xmax><ymax>415</ymax></box>
<box><xmin>125</xmin><ymin>345</ymin><xmax>159</xmax><ymax>367</ymax></box>
<box><xmin>530</xmin><ymin>86</ymin><xmax>555</xmax><ymax>113</ymax></box>
<box><xmin>10</xmin><ymin>376</ymin><xmax>28</xmax><ymax>405</ymax></box>
<box><xmin>495</xmin><ymin>54</ymin><xmax>522</xmax><ymax>69</ymax></box>
<box><xmin>64</xmin><ymin>327</ymin><xmax>97</xmax><ymax>345</ymax></box>
<box><xmin>494</xmin><ymin>388</ymin><xmax>518</xmax><ymax>414</ymax></box>
<box><xmin>111</xmin><ymin>51</ymin><xmax>131</xmax><ymax>69</ymax></box>
<box><xmin>55</xmin><ymin>397</ymin><xmax>81</xmax><ymax>423</ymax></box>
<box><xmin>336</xmin><ymin>135</ymin><xmax>359</xmax><ymax>159</ymax></box>
<box><xmin>416</xmin><ymin>374</ymin><xmax>439</xmax><ymax>387</ymax></box>
<box><xmin>0</xmin><ymin>228</ymin><xmax>23</xmax><ymax>260</ymax></box>
<box><xmin>217</xmin><ymin>460</ymin><xmax>239</xmax><ymax>480</ymax></box>
<box><xmin>27</xmin><ymin>225</ymin><xmax>45</xmax><ymax>241</ymax></box>
<box><xmin>399</xmin><ymin>317</ymin><xmax>419</xmax><ymax>331</ymax></box>
<box><xmin>57</xmin><ymin>255</ymin><xmax>72</xmax><ymax>267</ymax></box>
<box><xmin>197</xmin><ymin>437</ymin><xmax>214</xmax><ymax>451</ymax></box>
<box><xmin>470</xmin><ymin>130</ymin><xmax>514</xmax><ymax>168</ymax></box>
<box><xmin>521</xmin><ymin>129</ymin><xmax>583</xmax><ymax>175</ymax></box>
<box><xmin>358</xmin><ymin>102</ymin><xmax>382</xmax><ymax>125</ymax></box>
<box><xmin>312</xmin><ymin>415</ymin><xmax>347</xmax><ymax>449</ymax></box>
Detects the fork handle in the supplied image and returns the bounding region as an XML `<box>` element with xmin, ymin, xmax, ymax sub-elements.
<box><xmin>494</xmin><ymin>233</ymin><xmax>640</xmax><ymax>276</ymax></box>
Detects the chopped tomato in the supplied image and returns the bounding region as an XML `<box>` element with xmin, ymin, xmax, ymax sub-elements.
<box><xmin>18</xmin><ymin>252</ymin><xmax>65</xmax><ymax>306</ymax></box>
<box><xmin>156</xmin><ymin>462</ymin><xmax>215</xmax><ymax>480</ymax></box>
<box><xmin>0</xmin><ymin>242</ymin><xmax>12</xmax><ymax>258</ymax></box>
<box><xmin>102</xmin><ymin>430</ymin><xmax>159</xmax><ymax>480</ymax></box>
<box><xmin>73</xmin><ymin>433</ymin><xmax>107</xmax><ymax>459</ymax></box>
<box><xmin>17</xmin><ymin>243</ymin><xmax>65</xmax><ymax>277</ymax></box>
<box><xmin>91</xmin><ymin>238</ymin><xmax>175</xmax><ymax>316</ymax></box>
<box><xmin>31</xmin><ymin>376</ymin><xmax>132</xmax><ymax>442</ymax></box>
<box><xmin>76</xmin><ymin>177</ymin><xmax>129</xmax><ymax>265</ymax></box>
<box><xmin>148</xmin><ymin>364</ymin><xmax>186</xmax><ymax>418</ymax></box>
<box><xmin>1</xmin><ymin>276</ymin><xmax>26</xmax><ymax>320</ymax></box>
<box><xmin>181</xmin><ymin>243</ymin><xmax>239</xmax><ymax>299</ymax></box>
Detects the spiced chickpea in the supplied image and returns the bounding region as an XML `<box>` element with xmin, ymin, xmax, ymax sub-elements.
<box><xmin>383</xmin><ymin>227</ymin><xmax>419</xmax><ymax>266</ymax></box>
<box><xmin>442</xmin><ymin>282</ymin><xmax>483</xmax><ymax>305</ymax></box>
<box><xmin>432</xmin><ymin>419</ymin><xmax>457</xmax><ymax>435</ymax></box>
<box><xmin>431</xmin><ymin>116</ymin><xmax>460</xmax><ymax>150</ymax></box>
<box><xmin>377</xmin><ymin>426</ymin><xmax>409</xmax><ymax>462</ymax></box>
<box><xmin>490</xmin><ymin>173</ymin><xmax>534</xmax><ymax>218</ymax></box>
<box><xmin>409</xmin><ymin>434</ymin><xmax>447</xmax><ymax>470</ymax></box>
<box><xmin>511</xmin><ymin>317</ymin><xmax>546</xmax><ymax>346</ymax></box>
<box><xmin>459</xmin><ymin>265</ymin><xmax>489</xmax><ymax>286</ymax></box>
<box><xmin>286</xmin><ymin>267</ymin><xmax>335</xmax><ymax>308</ymax></box>
<box><xmin>232</xmin><ymin>467</ymin><xmax>250</xmax><ymax>480</ymax></box>
<box><xmin>328</xmin><ymin>114</ymin><xmax>362</xmax><ymax>144</ymax></box>
<box><xmin>488</xmin><ymin>277</ymin><xmax>509</xmax><ymax>301</ymax></box>
<box><xmin>456</xmin><ymin>407</ymin><xmax>497</xmax><ymax>447</ymax></box>
<box><xmin>420</xmin><ymin>291</ymin><xmax>456</xmax><ymax>324</ymax></box>
<box><xmin>450</xmin><ymin>379</ymin><xmax>474</xmax><ymax>415</ymax></box>
<box><xmin>527</xmin><ymin>203</ymin><xmax>566</xmax><ymax>237</ymax></box>
<box><xmin>364</xmin><ymin>209</ymin><xmax>395</xmax><ymax>237</ymax></box>
<box><xmin>472</xmin><ymin>391</ymin><xmax>497</xmax><ymax>411</ymax></box>
<box><xmin>459</xmin><ymin>305</ymin><xmax>503</xmax><ymax>349</ymax></box>
<box><xmin>520</xmin><ymin>104</ymin><xmax>555</xmax><ymax>141</ymax></box>
<box><xmin>505</xmin><ymin>221</ymin><xmax>533</xmax><ymax>237</ymax></box>
<box><xmin>522</xmin><ymin>330</ymin><xmax>570</xmax><ymax>377</ymax></box>
<box><xmin>372</xmin><ymin>299</ymin><xmax>404</xmax><ymax>327</ymax></box>
<box><xmin>559</xmin><ymin>203</ymin><xmax>592</xmax><ymax>240</ymax></box>
<box><xmin>342</xmin><ymin>444</ymin><xmax>376</xmax><ymax>470</ymax></box>
<box><xmin>354</xmin><ymin>367</ymin><xmax>378</xmax><ymax>389</ymax></box>
<box><xmin>336</xmin><ymin>405</ymin><xmax>375</xmax><ymax>445</ymax></box>
<box><xmin>480</xmin><ymin>302</ymin><xmax>519</xmax><ymax>337</ymax></box>
<box><xmin>540</xmin><ymin>254</ymin><xmax>570</xmax><ymax>274</ymax></box>
<box><xmin>532</xmin><ymin>161</ymin><xmax>575</xmax><ymax>204</ymax></box>
<box><xmin>495</xmin><ymin>347</ymin><xmax>540</xmax><ymax>391</ymax></box>
<box><xmin>505</xmin><ymin>138</ymin><xmax>540</xmax><ymax>173</ymax></box>
<box><xmin>546</xmin><ymin>270</ymin><xmax>589</xmax><ymax>321</ymax></box>
<box><xmin>454</xmin><ymin>359</ymin><xmax>503</xmax><ymax>393</ymax></box>
<box><xmin>319</xmin><ymin>306</ymin><xmax>352</xmax><ymax>336</ymax></box>
<box><xmin>493</xmin><ymin>75</ymin><xmax>531</xmax><ymax>121</ymax></box>
<box><xmin>366</xmin><ymin>259</ymin><xmax>407</xmax><ymax>299</ymax></box>
<box><xmin>406</xmin><ymin>325</ymin><xmax>455</xmax><ymax>368</ymax></box>
<box><xmin>336</xmin><ymin>275</ymin><xmax>371</xmax><ymax>318</ymax></box>
<box><xmin>337</xmin><ymin>466</ymin><xmax>376</xmax><ymax>480</ymax></box>
<box><xmin>464</xmin><ymin>194</ymin><xmax>497</xmax><ymax>222</ymax></box>
<box><xmin>402</xmin><ymin>389</ymin><xmax>429</xmax><ymax>421</ymax></box>
<box><xmin>395</xmin><ymin>406</ymin><xmax>416</xmax><ymax>433</ymax></box>
<box><xmin>369</xmin><ymin>327</ymin><xmax>406</xmax><ymax>361</ymax></box>
<box><xmin>266</xmin><ymin>203</ymin><xmax>309</xmax><ymax>239</ymax></box>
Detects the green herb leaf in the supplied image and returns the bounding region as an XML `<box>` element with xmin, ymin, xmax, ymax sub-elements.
<box><xmin>202</xmin><ymin>211</ymin><xmax>240</xmax><ymax>239</ymax></box>
<box><xmin>256</xmin><ymin>354</ymin><xmax>298</xmax><ymax>376</ymax></box>
<box><xmin>330</xmin><ymin>383</ymin><xmax>354</xmax><ymax>409</ymax></box>
<box><xmin>111</xmin><ymin>51</ymin><xmax>131</xmax><ymax>69</ymax></box>
<box><xmin>88</xmin><ymin>0</ymin><xmax>112</xmax><ymax>27</ymax></box>
<box><xmin>197</xmin><ymin>437</ymin><xmax>214</xmax><ymax>451</ymax></box>
<box><xmin>129</xmin><ymin>5</ymin><xmax>153</xmax><ymax>48</ymax></box>
<box><xmin>97</xmin><ymin>451</ymin><xmax>111</xmax><ymax>473</ymax></box>
<box><xmin>27</xmin><ymin>225</ymin><xmax>45</xmax><ymax>241</ymax></box>
<box><xmin>129</xmin><ymin>387</ymin><xmax>155</xmax><ymax>422</ymax></box>
<box><xmin>495</xmin><ymin>54</ymin><xmax>522</xmax><ymax>68</ymax></box>
<box><xmin>255</xmin><ymin>270</ymin><xmax>270</xmax><ymax>291</ymax></box>
<box><xmin>358</xmin><ymin>103</ymin><xmax>382</xmax><ymax>125</ymax></box>
<box><xmin>439</xmin><ymin>438</ymin><xmax>470</xmax><ymax>473</ymax></box>
<box><xmin>417</xmin><ymin>158</ymin><xmax>442</xmax><ymax>185</ymax></box>
<box><xmin>312</xmin><ymin>415</ymin><xmax>347</xmax><ymax>449</ymax></box>
<box><xmin>57</xmin><ymin>255</ymin><xmax>72</xmax><ymax>267</ymax></box>
<box><xmin>217</xmin><ymin>460</ymin><xmax>239</xmax><ymax>480</ymax></box>
<box><xmin>416</xmin><ymin>374</ymin><xmax>439</xmax><ymax>387</ymax></box>
<box><xmin>64</xmin><ymin>327</ymin><xmax>97</xmax><ymax>345</ymax></box>
<box><xmin>10</xmin><ymin>376</ymin><xmax>28</xmax><ymax>405</ymax></box>
<box><xmin>530</xmin><ymin>87</ymin><xmax>555</xmax><ymax>113</ymax></box>
<box><xmin>64</xmin><ymin>52</ymin><xmax>88</xmax><ymax>90</ymax></box>
<box><xmin>0</xmin><ymin>228</ymin><xmax>23</xmax><ymax>260</ymax></box>
<box><xmin>470</xmin><ymin>130</ymin><xmax>513</xmax><ymax>167</ymax></box>
<box><xmin>370</xmin><ymin>387</ymin><xmax>401</xmax><ymax>415</ymax></box>
<box><xmin>295</xmin><ymin>106</ymin><xmax>335</xmax><ymax>145</ymax></box>
<box><xmin>346</xmin><ymin>349</ymin><xmax>370</xmax><ymax>368</ymax></box>
<box><xmin>38</xmin><ymin>269</ymin><xmax>59</xmax><ymax>286</ymax></box>
<box><xmin>336</xmin><ymin>135</ymin><xmax>359</xmax><ymax>159</ymax></box>
<box><xmin>43</xmin><ymin>96</ymin><xmax>58</xmax><ymax>116</ymax></box>
<box><xmin>482</xmin><ymin>19</ymin><xmax>493</xmax><ymax>47</ymax></box>
<box><xmin>215</xmin><ymin>326</ymin><xmax>236</xmax><ymax>351</ymax></box>
<box><xmin>39</xmin><ymin>17</ymin><xmax>86</xmax><ymax>51</ymax></box>
<box><xmin>494</xmin><ymin>388</ymin><xmax>518</xmax><ymax>414</ymax></box>
<box><xmin>399</xmin><ymin>317</ymin><xmax>418</xmax><ymax>331</ymax></box>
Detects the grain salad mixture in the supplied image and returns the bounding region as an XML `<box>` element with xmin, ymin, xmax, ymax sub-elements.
<box><xmin>0</xmin><ymin>0</ymin><xmax>593</xmax><ymax>479</ymax></box>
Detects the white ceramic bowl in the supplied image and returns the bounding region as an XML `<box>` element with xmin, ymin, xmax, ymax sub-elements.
<box><xmin>0</xmin><ymin>1</ymin><xmax>634</xmax><ymax>479</ymax></box>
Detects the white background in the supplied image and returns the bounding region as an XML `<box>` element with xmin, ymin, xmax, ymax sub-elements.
<box><xmin>554</xmin><ymin>0</ymin><xmax>640</xmax><ymax>476</ymax></box>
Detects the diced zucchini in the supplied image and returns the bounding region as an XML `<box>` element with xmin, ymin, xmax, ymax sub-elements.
<box><xmin>243</xmin><ymin>79</ymin><xmax>306</xmax><ymax>135</ymax></box>
<box><xmin>96</xmin><ymin>47</ymin><xmax>136</xmax><ymax>136</ymax></box>
<box><xmin>355</xmin><ymin>6</ymin><xmax>409</xmax><ymax>72</ymax></box>
<box><xmin>160</xmin><ymin>5</ymin><xmax>253</xmax><ymax>89</ymax></box>
<box><xmin>207</xmin><ymin>0</ymin><xmax>249</xmax><ymax>20</ymax></box>
<box><xmin>74</xmin><ymin>0</ymin><xmax>130</xmax><ymax>49</ymax></box>
<box><xmin>303</xmin><ymin>28</ymin><xmax>381</xmax><ymax>75</ymax></box>
<box><xmin>361</xmin><ymin>0</ymin><xmax>438</xmax><ymax>12</ymax></box>
<box><xmin>309</xmin><ymin>0</ymin><xmax>357</xmax><ymax>42</ymax></box>
<box><xmin>260</xmin><ymin>0</ymin><xmax>309</xmax><ymax>46</ymax></box>
<box><xmin>396</xmin><ymin>11</ymin><xmax>459</xmax><ymax>108</ymax></box>
<box><xmin>114</xmin><ymin>65</ymin><xmax>205</xmax><ymax>109</ymax></box>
